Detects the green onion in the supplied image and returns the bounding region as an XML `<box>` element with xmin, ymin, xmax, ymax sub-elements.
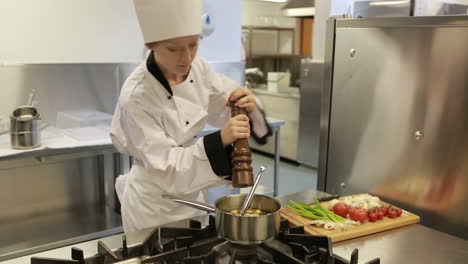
<box><xmin>287</xmin><ymin>198</ymin><xmax>347</xmax><ymax>223</ymax></box>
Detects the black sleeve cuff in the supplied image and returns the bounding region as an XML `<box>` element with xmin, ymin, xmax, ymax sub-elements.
<box><xmin>203</xmin><ymin>130</ymin><xmax>233</xmax><ymax>178</ymax></box>
<box><xmin>250</xmin><ymin>108</ymin><xmax>273</xmax><ymax>145</ymax></box>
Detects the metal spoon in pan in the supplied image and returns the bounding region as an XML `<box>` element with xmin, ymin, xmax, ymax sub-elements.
<box><xmin>240</xmin><ymin>166</ymin><xmax>266</xmax><ymax>216</ymax></box>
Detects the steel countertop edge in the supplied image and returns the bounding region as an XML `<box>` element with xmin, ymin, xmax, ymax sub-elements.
<box><xmin>3</xmin><ymin>189</ymin><xmax>467</xmax><ymax>264</ymax></box>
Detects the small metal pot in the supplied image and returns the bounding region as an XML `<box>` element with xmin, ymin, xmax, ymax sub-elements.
<box><xmin>165</xmin><ymin>194</ymin><xmax>281</xmax><ymax>245</ymax></box>
<box><xmin>10</xmin><ymin>106</ymin><xmax>41</xmax><ymax>149</ymax></box>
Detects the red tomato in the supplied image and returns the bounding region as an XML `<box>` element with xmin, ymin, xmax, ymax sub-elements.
<box><xmin>368</xmin><ymin>212</ymin><xmax>378</xmax><ymax>222</ymax></box>
<box><xmin>381</xmin><ymin>207</ymin><xmax>389</xmax><ymax>216</ymax></box>
<box><xmin>395</xmin><ymin>207</ymin><xmax>402</xmax><ymax>217</ymax></box>
<box><xmin>388</xmin><ymin>210</ymin><xmax>398</xmax><ymax>218</ymax></box>
<box><xmin>333</xmin><ymin>202</ymin><xmax>349</xmax><ymax>218</ymax></box>
<box><xmin>349</xmin><ymin>208</ymin><xmax>368</xmax><ymax>223</ymax></box>
<box><xmin>376</xmin><ymin>209</ymin><xmax>384</xmax><ymax>220</ymax></box>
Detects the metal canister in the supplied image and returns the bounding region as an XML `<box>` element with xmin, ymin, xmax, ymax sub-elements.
<box><xmin>10</xmin><ymin>106</ymin><xmax>41</xmax><ymax>149</ymax></box>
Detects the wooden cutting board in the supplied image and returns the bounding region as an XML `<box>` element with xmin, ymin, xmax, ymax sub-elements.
<box><xmin>280</xmin><ymin>194</ymin><xmax>420</xmax><ymax>242</ymax></box>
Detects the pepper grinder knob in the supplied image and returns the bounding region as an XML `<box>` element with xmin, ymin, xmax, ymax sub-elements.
<box><xmin>229</xmin><ymin>99</ymin><xmax>254</xmax><ymax>188</ymax></box>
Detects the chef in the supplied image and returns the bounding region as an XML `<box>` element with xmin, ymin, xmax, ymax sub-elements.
<box><xmin>110</xmin><ymin>0</ymin><xmax>270</xmax><ymax>232</ymax></box>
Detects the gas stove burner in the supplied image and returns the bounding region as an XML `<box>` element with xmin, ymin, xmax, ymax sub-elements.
<box><xmin>213</xmin><ymin>241</ymin><xmax>261</xmax><ymax>263</ymax></box>
<box><xmin>226</xmin><ymin>243</ymin><xmax>258</xmax><ymax>258</ymax></box>
<box><xmin>30</xmin><ymin>216</ymin><xmax>380</xmax><ymax>264</ymax></box>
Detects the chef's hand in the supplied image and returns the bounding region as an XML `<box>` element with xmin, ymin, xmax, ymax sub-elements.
<box><xmin>220</xmin><ymin>114</ymin><xmax>250</xmax><ymax>146</ymax></box>
<box><xmin>228</xmin><ymin>88</ymin><xmax>257</xmax><ymax>113</ymax></box>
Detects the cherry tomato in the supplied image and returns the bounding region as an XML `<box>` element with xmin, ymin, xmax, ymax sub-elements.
<box><xmin>349</xmin><ymin>208</ymin><xmax>368</xmax><ymax>223</ymax></box>
<box><xmin>387</xmin><ymin>209</ymin><xmax>398</xmax><ymax>218</ymax></box>
<box><xmin>368</xmin><ymin>212</ymin><xmax>378</xmax><ymax>222</ymax></box>
<box><xmin>381</xmin><ymin>207</ymin><xmax>389</xmax><ymax>216</ymax></box>
<box><xmin>376</xmin><ymin>209</ymin><xmax>384</xmax><ymax>220</ymax></box>
<box><xmin>395</xmin><ymin>207</ymin><xmax>403</xmax><ymax>217</ymax></box>
<box><xmin>333</xmin><ymin>202</ymin><xmax>349</xmax><ymax>218</ymax></box>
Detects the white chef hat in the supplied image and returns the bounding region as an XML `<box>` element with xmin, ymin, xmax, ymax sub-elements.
<box><xmin>133</xmin><ymin>0</ymin><xmax>203</xmax><ymax>43</ymax></box>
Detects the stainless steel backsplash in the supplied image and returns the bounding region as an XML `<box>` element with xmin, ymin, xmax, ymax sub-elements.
<box><xmin>0</xmin><ymin>64</ymin><xmax>128</xmax><ymax>124</ymax></box>
<box><xmin>320</xmin><ymin>16</ymin><xmax>468</xmax><ymax>239</ymax></box>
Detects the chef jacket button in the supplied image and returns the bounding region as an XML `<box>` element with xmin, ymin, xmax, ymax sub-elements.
<box><xmin>179</xmin><ymin>145</ymin><xmax>182</xmax><ymax>147</ymax></box>
<box><xmin>167</xmin><ymin>96</ymin><xmax>172</xmax><ymax>100</ymax></box>
<box><xmin>186</xmin><ymin>121</ymin><xmax>190</xmax><ymax>125</ymax></box>
<box><xmin>190</xmin><ymin>80</ymin><xmax>194</xmax><ymax>83</ymax></box>
<box><xmin>193</xmin><ymin>136</ymin><xmax>196</xmax><ymax>138</ymax></box>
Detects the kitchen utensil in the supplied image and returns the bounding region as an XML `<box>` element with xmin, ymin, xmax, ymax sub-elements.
<box><xmin>10</xmin><ymin>106</ymin><xmax>41</xmax><ymax>149</ymax></box>
<box><xmin>240</xmin><ymin>166</ymin><xmax>266</xmax><ymax>216</ymax></box>
<box><xmin>164</xmin><ymin>193</ymin><xmax>281</xmax><ymax>244</ymax></box>
<box><xmin>27</xmin><ymin>89</ymin><xmax>36</xmax><ymax>106</ymax></box>
<box><xmin>229</xmin><ymin>99</ymin><xmax>253</xmax><ymax>188</ymax></box>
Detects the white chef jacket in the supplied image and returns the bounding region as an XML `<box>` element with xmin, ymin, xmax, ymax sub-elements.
<box><xmin>111</xmin><ymin>52</ymin><xmax>270</xmax><ymax>232</ymax></box>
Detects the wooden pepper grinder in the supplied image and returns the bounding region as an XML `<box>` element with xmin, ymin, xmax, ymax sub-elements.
<box><xmin>229</xmin><ymin>99</ymin><xmax>254</xmax><ymax>188</ymax></box>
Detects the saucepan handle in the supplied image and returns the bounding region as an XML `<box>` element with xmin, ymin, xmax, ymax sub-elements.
<box><xmin>163</xmin><ymin>194</ymin><xmax>216</xmax><ymax>213</ymax></box>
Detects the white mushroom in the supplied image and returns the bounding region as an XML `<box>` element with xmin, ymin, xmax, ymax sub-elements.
<box><xmin>352</xmin><ymin>196</ymin><xmax>366</xmax><ymax>203</ymax></box>
<box><xmin>351</xmin><ymin>201</ymin><xmax>369</xmax><ymax>211</ymax></box>
<box><xmin>342</xmin><ymin>198</ymin><xmax>353</xmax><ymax>206</ymax></box>
<box><xmin>368</xmin><ymin>201</ymin><xmax>381</xmax><ymax>210</ymax></box>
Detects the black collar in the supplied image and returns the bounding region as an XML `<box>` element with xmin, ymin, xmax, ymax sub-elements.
<box><xmin>146</xmin><ymin>51</ymin><xmax>173</xmax><ymax>96</ymax></box>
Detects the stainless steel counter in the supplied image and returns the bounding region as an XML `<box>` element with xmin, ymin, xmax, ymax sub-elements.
<box><xmin>4</xmin><ymin>189</ymin><xmax>468</xmax><ymax>264</ymax></box>
<box><xmin>334</xmin><ymin>224</ymin><xmax>468</xmax><ymax>263</ymax></box>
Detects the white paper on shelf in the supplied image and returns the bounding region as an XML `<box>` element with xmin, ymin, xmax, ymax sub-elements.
<box><xmin>59</xmin><ymin>126</ymin><xmax>110</xmax><ymax>142</ymax></box>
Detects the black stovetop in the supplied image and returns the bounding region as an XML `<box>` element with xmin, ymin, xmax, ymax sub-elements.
<box><xmin>30</xmin><ymin>215</ymin><xmax>380</xmax><ymax>264</ymax></box>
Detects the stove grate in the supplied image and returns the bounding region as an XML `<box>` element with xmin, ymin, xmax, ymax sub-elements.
<box><xmin>30</xmin><ymin>216</ymin><xmax>380</xmax><ymax>264</ymax></box>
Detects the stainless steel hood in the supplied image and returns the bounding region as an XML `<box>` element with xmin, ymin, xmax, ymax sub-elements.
<box><xmin>281</xmin><ymin>0</ymin><xmax>315</xmax><ymax>17</ymax></box>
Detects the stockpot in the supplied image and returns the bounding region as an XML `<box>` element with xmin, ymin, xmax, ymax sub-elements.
<box><xmin>10</xmin><ymin>106</ymin><xmax>41</xmax><ymax>149</ymax></box>
<box><xmin>165</xmin><ymin>193</ymin><xmax>281</xmax><ymax>245</ymax></box>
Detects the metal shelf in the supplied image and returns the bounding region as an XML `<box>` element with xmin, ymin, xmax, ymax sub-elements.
<box><xmin>242</xmin><ymin>25</ymin><xmax>295</xmax><ymax>65</ymax></box>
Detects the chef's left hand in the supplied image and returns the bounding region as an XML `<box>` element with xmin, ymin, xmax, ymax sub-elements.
<box><xmin>228</xmin><ymin>87</ymin><xmax>257</xmax><ymax>113</ymax></box>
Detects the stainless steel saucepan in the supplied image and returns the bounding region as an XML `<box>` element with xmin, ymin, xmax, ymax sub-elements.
<box><xmin>164</xmin><ymin>193</ymin><xmax>282</xmax><ymax>245</ymax></box>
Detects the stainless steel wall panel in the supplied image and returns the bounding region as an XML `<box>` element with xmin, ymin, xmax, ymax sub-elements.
<box><xmin>297</xmin><ymin>58</ymin><xmax>323</xmax><ymax>168</ymax></box>
<box><xmin>318</xmin><ymin>18</ymin><xmax>337</xmax><ymax>191</ymax></box>
<box><xmin>321</xmin><ymin>16</ymin><xmax>468</xmax><ymax>239</ymax></box>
